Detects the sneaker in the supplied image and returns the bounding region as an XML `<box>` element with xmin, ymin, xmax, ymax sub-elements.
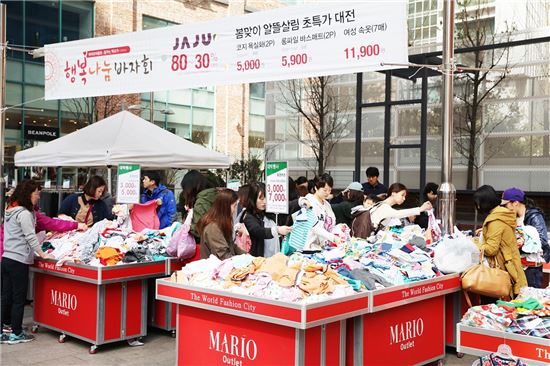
<box><xmin>0</xmin><ymin>333</ymin><xmax>10</xmax><ymax>344</ymax></box>
<box><xmin>7</xmin><ymin>332</ymin><xmax>34</xmax><ymax>345</ymax></box>
<box><xmin>2</xmin><ymin>324</ymin><xmax>12</xmax><ymax>334</ymax></box>
<box><xmin>127</xmin><ymin>338</ymin><xmax>144</xmax><ymax>347</ymax></box>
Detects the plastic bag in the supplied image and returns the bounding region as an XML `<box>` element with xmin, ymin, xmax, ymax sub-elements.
<box><xmin>263</xmin><ymin>216</ymin><xmax>279</xmax><ymax>257</ymax></box>
<box><xmin>433</xmin><ymin>234</ymin><xmax>480</xmax><ymax>274</ymax></box>
<box><xmin>166</xmin><ymin>208</ymin><xmax>196</xmax><ymax>260</ymax></box>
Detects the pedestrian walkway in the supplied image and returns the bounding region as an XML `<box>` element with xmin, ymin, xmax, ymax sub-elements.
<box><xmin>0</xmin><ymin>307</ymin><xmax>476</xmax><ymax>365</ymax></box>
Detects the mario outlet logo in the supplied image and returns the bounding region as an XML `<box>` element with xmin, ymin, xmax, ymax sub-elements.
<box><xmin>50</xmin><ymin>289</ymin><xmax>78</xmax><ymax>317</ymax></box>
<box><xmin>209</xmin><ymin>330</ymin><xmax>258</xmax><ymax>366</ymax></box>
<box><xmin>389</xmin><ymin>317</ymin><xmax>424</xmax><ymax>351</ymax></box>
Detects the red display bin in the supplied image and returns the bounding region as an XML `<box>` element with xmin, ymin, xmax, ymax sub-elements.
<box><xmin>349</xmin><ymin>274</ymin><xmax>462</xmax><ymax>366</ymax></box>
<box><xmin>148</xmin><ymin>248</ymin><xmax>201</xmax><ymax>333</ymax></box>
<box><xmin>31</xmin><ymin>258</ymin><xmax>169</xmax><ymax>353</ymax></box>
<box><xmin>457</xmin><ymin>324</ymin><xmax>550</xmax><ymax>366</ymax></box>
<box><xmin>445</xmin><ymin>290</ymin><xmax>477</xmax><ymax>347</ymax></box>
<box><xmin>156</xmin><ymin>279</ymin><xmax>370</xmax><ymax>365</ymax></box>
<box><xmin>148</xmin><ymin>258</ymin><xmax>186</xmax><ymax>334</ymax></box>
<box><xmin>542</xmin><ymin>263</ymin><xmax>549</xmax><ymax>288</ymax></box>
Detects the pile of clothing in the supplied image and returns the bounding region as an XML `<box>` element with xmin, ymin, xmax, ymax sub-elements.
<box><xmin>40</xmin><ymin>218</ymin><xmax>179</xmax><ymax>267</ymax></box>
<box><xmin>461</xmin><ymin>287</ymin><xmax>550</xmax><ymax>338</ymax></box>
<box><xmin>170</xmin><ymin>252</ymin><xmax>356</xmax><ymax>304</ymax></box>
<box><xmin>169</xmin><ymin>226</ymin><xmax>445</xmax><ymax>303</ymax></box>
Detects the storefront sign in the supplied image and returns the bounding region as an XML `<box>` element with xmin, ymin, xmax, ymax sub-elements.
<box><xmin>44</xmin><ymin>2</ymin><xmax>407</xmax><ymax>100</ymax></box>
<box><xmin>24</xmin><ymin>126</ymin><xmax>59</xmax><ymax>141</ymax></box>
<box><xmin>117</xmin><ymin>163</ymin><xmax>141</xmax><ymax>204</ymax></box>
<box><xmin>265</xmin><ymin>161</ymin><xmax>288</xmax><ymax>214</ymax></box>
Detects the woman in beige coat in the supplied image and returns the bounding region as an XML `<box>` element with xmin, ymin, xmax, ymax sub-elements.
<box><xmin>473</xmin><ymin>185</ymin><xmax>527</xmax><ymax>296</ymax></box>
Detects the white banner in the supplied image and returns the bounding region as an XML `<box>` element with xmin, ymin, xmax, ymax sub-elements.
<box><xmin>44</xmin><ymin>2</ymin><xmax>407</xmax><ymax>100</ymax></box>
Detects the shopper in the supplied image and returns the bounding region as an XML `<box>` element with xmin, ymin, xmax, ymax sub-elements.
<box><xmin>140</xmin><ymin>171</ymin><xmax>177</xmax><ymax>229</ymax></box>
<box><xmin>243</xmin><ymin>183</ymin><xmax>291</xmax><ymax>257</ymax></box>
<box><xmin>361</xmin><ymin>167</ymin><xmax>388</xmax><ymax>198</ymax></box>
<box><xmin>1</xmin><ymin>180</ymin><xmax>55</xmax><ymax>344</ymax></box>
<box><xmin>299</xmin><ymin>173</ymin><xmax>341</xmax><ymax>250</ymax></box>
<box><xmin>180</xmin><ymin>170</ymin><xmax>217</xmax><ymax>240</ymax></box>
<box><xmin>501</xmin><ymin>187</ymin><xmax>549</xmax><ymax>288</ymax></box>
<box><xmin>414</xmin><ymin>182</ymin><xmax>439</xmax><ymax>229</ymax></box>
<box><xmin>295</xmin><ymin>176</ymin><xmax>309</xmax><ymax>197</ymax></box>
<box><xmin>197</xmin><ymin>189</ymin><xmax>246</xmax><ymax>260</ymax></box>
<box><xmin>58</xmin><ymin>175</ymin><xmax>112</xmax><ymax>226</ymax></box>
<box><xmin>331</xmin><ymin>182</ymin><xmax>364</xmax><ymax>227</ymax></box>
<box><xmin>473</xmin><ymin>185</ymin><xmax>527</xmax><ymax>296</ymax></box>
<box><xmin>369</xmin><ymin>183</ymin><xmax>432</xmax><ymax>231</ymax></box>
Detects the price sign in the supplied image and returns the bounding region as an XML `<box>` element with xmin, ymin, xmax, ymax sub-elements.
<box><xmin>265</xmin><ymin>161</ymin><xmax>288</xmax><ymax>214</ymax></box>
<box><xmin>227</xmin><ymin>179</ymin><xmax>241</xmax><ymax>192</ymax></box>
<box><xmin>117</xmin><ymin>164</ymin><xmax>141</xmax><ymax>204</ymax></box>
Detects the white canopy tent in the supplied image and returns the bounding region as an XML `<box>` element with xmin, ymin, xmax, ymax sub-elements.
<box><xmin>14</xmin><ymin>111</ymin><xmax>230</xmax><ymax>169</ymax></box>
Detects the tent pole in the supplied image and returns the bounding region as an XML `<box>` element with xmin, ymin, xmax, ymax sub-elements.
<box><xmin>107</xmin><ymin>166</ymin><xmax>112</xmax><ymax>195</ymax></box>
<box><xmin>0</xmin><ymin>5</ymin><xmax>7</xmax><ymax>221</ymax></box>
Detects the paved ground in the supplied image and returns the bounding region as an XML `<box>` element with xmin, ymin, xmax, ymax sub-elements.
<box><xmin>0</xmin><ymin>307</ymin><xmax>477</xmax><ymax>365</ymax></box>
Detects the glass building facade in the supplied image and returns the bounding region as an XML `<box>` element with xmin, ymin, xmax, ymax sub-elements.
<box><xmin>3</xmin><ymin>0</ymin><xmax>94</xmax><ymax>185</ymax></box>
<box><xmin>265</xmin><ymin>0</ymin><xmax>550</xmax><ymax>191</ymax></box>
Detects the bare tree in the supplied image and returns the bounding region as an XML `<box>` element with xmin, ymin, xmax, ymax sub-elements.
<box><xmin>278</xmin><ymin>76</ymin><xmax>352</xmax><ymax>176</ymax></box>
<box><xmin>63</xmin><ymin>95</ymin><xmax>131</xmax><ymax>124</ymax></box>
<box><xmin>454</xmin><ymin>1</ymin><xmax>516</xmax><ymax>189</ymax></box>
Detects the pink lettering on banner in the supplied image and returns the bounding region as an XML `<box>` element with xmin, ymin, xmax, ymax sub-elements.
<box><xmin>86</xmin><ymin>46</ymin><xmax>131</xmax><ymax>58</ymax></box>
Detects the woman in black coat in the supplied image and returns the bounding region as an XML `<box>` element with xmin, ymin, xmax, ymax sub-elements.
<box><xmin>242</xmin><ymin>182</ymin><xmax>291</xmax><ymax>257</ymax></box>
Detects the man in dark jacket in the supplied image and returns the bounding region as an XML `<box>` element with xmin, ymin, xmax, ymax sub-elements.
<box><xmin>141</xmin><ymin>171</ymin><xmax>176</xmax><ymax>229</ymax></box>
<box><xmin>361</xmin><ymin>167</ymin><xmax>387</xmax><ymax>198</ymax></box>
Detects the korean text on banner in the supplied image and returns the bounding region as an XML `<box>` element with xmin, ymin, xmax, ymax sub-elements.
<box><xmin>117</xmin><ymin>164</ymin><xmax>141</xmax><ymax>204</ymax></box>
<box><xmin>44</xmin><ymin>2</ymin><xmax>408</xmax><ymax>100</ymax></box>
<box><xmin>266</xmin><ymin>161</ymin><xmax>288</xmax><ymax>214</ymax></box>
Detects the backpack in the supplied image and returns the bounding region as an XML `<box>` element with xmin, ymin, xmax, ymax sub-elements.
<box><xmin>350</xmin><ymin>202</ymin><xmax>383</xmax><ymax>239</ymax></box>
<box><xmin>166</xmin><ymin>208</ymin><xmax>196</xmax><ymax>259</ymax></box>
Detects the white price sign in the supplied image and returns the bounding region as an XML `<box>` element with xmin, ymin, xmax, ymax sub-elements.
<box><xmin>117</xmin><ymin>164</ymin><xmax>141</xmax><ymax>204</ymax></box>
<box><xmin>265</xmin><ymin>161</ymin><xmax>288</xmax><ymax>214</ymax></box>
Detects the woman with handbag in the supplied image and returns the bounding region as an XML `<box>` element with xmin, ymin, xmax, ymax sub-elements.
<box><xmin>243</xmin><ymin>183</ymin><xmax>292</xmax><ymax>257</ymax></box>
<box><xmin>472</xmin><ymin>185</ymin><xmax>527</xmax><ymax>297</ymax></box>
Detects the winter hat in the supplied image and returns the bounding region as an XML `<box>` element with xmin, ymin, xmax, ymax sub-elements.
<box><xmin>501</xmin><ymin>187</ymin><xmax>525</xmax><ymax>205</ymax></box>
